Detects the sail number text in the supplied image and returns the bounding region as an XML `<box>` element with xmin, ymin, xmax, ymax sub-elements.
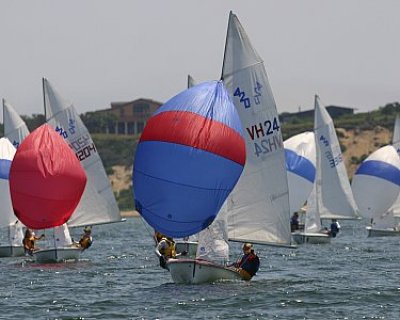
<box><xmin>233</xmin><ymin>82</ymin><xmax>263</xmax><ymax>109</ymax></box>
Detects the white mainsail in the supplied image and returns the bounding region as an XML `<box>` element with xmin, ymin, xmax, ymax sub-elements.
<box><xmin>3</xmin><ymin>99</ymin><xmax>30</xmax><ymax>148</ymax></box>
<box><xmin>221</xmin><ymin>12</ymin><xmax>291</xmax><ymax>246</ymax></box>
<box><xmin>314</xmin><ymin>95</ymin><xmax>359</xmax><ymax>220</ymax></box>
<box><xmin>42</xmin><ymin>78</ymin><xmax>121</xmax><ymax>227</ymax></box>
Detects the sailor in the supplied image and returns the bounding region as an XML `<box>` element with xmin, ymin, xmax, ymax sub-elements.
<box><xmin>290</xmin><ymin>212</ymin><xmax>300</xmax><ymax>232</ymax></box>
<box><xmin>23</xmin><ymin>229</ymin><xmax>45</xmax><ymax>256</ymax></box>
<box><xmin>155</xmin><ymin>236</ymin><xmax>176</xmax><ymax>269</ymax></box>
<box><xmin>329</xmin><ymin>219</ymin><xmax>340</xmax><ymax>238</ymax></box>
<box><xmin>234</xmin><ymin>243</ymin><xmax>260</xmax><ymax>281</ymax></box>
<box><xmin>78</xmin><ymin>226</ymin><xmax>93</xmax><ymax>251</ymax></box>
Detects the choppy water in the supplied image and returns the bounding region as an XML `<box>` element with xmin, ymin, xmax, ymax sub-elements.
<box><xmin>1</xmin><ymin>217</ymin><xmax>399</xmax><ymax>320</ymax></box>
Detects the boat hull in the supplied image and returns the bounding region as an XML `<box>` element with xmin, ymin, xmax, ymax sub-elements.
<box><xmin>366</xmin><ymin>226</ymin><xmax>400</xmax><ymax>237</ymax></box>
<box><xmin>166</xmin><ymin>258</ymin><xmax>243</xmax><ymax>284</ymax></box>
<box><xmin>292</xmin><ymin>232</ymin><xmax>331</xmax><ymax>244</ymax></box>
<box><xmin>0</xmin><ymin>245</ymin><xmax>25</xmax><ymax>257</ymax></box>
<box><xmin>33</xmin><ymin>247</ymin><xmax>81</xmax><ymax>263</ymax></box>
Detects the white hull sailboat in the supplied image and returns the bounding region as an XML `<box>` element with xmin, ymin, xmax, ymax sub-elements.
<box><xmin>28</xmin><ymin>79</ymin><xmax>123</xmax><ymax>263</ymax></box>
<box><xmin>292</xmin><ymin>96</ymin><xmax>358</xmax><ymax>244</ymax></box>
<box><xmin>351</xmin><ymin>144</ymin><xmax>400</xmax><ymax>238</ymax></box>
<box><xmin>167</xmin><ymin>12</ymin><xmax>294</xmax><ymax>283</ymax></box>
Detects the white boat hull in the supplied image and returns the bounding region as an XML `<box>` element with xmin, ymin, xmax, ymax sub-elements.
<box><xmin>166</xmin><ymin>258</ymin><xmax>243</xmax><ymax>284</ymax></box>
<box><xmin>175</xmin><ymin>241</ymin><xmax>198</xmax><ymax>258</ymax></box>
<box><xmin>292</xmin><ymin>232</ymin><xmax>331</xmax><ymax>244</ymax></box>
<box><xmin>33</xmin><ymin>247</ymin><xmax>81</xmax><ymax>263</ymax></box>
<box><xmin>366</xmin><ymin>226</ymin><xmax>400</xmax><ymax>237</ymax></box>
<box><xmin>0</xmin><ymin>245</ymin><xmax>25</xmax><ymax>257</ymax></box>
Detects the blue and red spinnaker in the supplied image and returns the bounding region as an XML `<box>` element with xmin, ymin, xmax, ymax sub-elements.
<box><xmin>133</xmin><ymin>80</ymin><xmax>245</xmax><ymax>238</ymax></box>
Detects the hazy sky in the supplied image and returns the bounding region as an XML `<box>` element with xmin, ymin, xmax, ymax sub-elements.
<box><xmin>1</xmin><ymin>0</ymin><xmax>399</xmax><ymax>121</ymax></box>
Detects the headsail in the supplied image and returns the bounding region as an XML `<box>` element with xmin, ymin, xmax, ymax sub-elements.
<box><xmin>3</xmin><ymin>99</ymin><xmax>30</xmax><ymax>148</ymax></box>
<box><xmin>314</xmin><ymin>95</ymin><xmax>359</xmax><ymax>220</ymax></box>
<box><xmin>387</xmin><ymin>116</ymin><xmax>400</xmax><ymax>218</ymax></box>
<box><xmin>9</xmin><ymin>124</ymin><xmax>87</xmax><ymax>229</ymax></box>
<box><xmin>221</xmin><ymin>12</ymin><xmax>291</xmax><ymax>246</ymax></box>
<box><xmin>133</xmin><ymin>80</ymin><xmax>245</xmax><ymax>238</ymax></box>
<box><xmin>352</xmin><ymin>145</ymin><xmax>400</xmax><ymax>223</ymax></box>
<box><xmin>0</xmin><ymin>138</ymin><xmax>18</xmax><ymax>227</ymax></box>
<box><xmin>284</xmin><ymin>132</ymin><xmax>316</xmax><ymax>214</ymax></box>
<box><xmin>42</xmin><ymin>78</ymin><xmax>122</xmax><ymax>227</ymax></box>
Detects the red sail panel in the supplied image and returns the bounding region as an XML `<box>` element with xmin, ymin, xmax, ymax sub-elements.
<box><xmin>9</xmin><ymin>124</ymin><xmax>87</xmax><ymax>229</ymax></box>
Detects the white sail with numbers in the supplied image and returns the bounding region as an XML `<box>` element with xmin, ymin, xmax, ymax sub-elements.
<box><xmin>43</xmin><ymin>78</ymin><xmax>121</xmax><ymax>227</ymax></box>
<box><xmin>221</xmin><ymin>11</ymin><xmax>291</xmax><ymax>246</ymax></box>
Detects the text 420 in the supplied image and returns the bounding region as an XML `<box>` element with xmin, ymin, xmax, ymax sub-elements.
<box><xmin>76</xmin><ymin>143</ymin><xmax>97</xmax><ymax>161</ymax></box>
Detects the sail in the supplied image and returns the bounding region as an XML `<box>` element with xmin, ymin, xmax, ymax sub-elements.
<box><xmin>42</xmin><ymin>78</ymin><xmax>121</xmax><ymax>227</ymax></box>
<box><xmin>304</xmin><ymin>181</ymin><xmax>322</xmax><ymax>233</ymax></box>
<box><xmin>9</xmin><ymin>124</ymin><xmax>87</xmax><ymax>229</ymax></box>
<box><xmin>314</xmin><ymin>96</ymin><xmax>359</xmax><ymax>220</ymax></box>
<box><xmin>221</xmin><ymin>12</ymin><xmax>291</xmax><ymax>246</ymax></box>
<box><xmin>0</xmin><ymin>138</ymin><xmax>18</xmax><ymax>227</ymax></box>
<box><xmin>351</xmin><ymin>145</ymin><xmax>400</xmax><ymax>221</ymax></box>
<box><xmin>196</xmin><ymin>219</ymin><xmax>229</xmax><ymax>264</ymax></box>
<box><xmin>133</xmin><ymin>80</ymin><xmax>245</xmax><ymax>238</ymax></box>
<box><xmin>3</xmin><ymin>99</ymin><xmax>30</xmax><ymax>148</ymax></box>
<box><xmin>284</xmin><ymin>132</ymin><xmax>316</xmax><ymax>214</ymax></box>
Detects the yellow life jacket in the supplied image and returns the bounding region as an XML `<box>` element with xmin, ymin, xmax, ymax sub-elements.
<box><xmin>159</xmin><ymin>238</ymin><xmax>176</xmax><ymax>258</ymax></box>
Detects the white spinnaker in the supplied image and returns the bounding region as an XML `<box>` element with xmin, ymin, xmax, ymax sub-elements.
<box><xmin>43</xmin><ymin>78</ymin><xmax>121</xmax><ymax>227</ymax></box>
<box><xmin>221</xmin><ymin>12</ymin><xmax>291</xmax><ymax>246</ymax></box>
<box><xmin>196</xmin><ymin>219</ymin><xmax>229</xmax><ymax>264</ymax></box>
<box><xmin>3</xmin><ymin>99</ymin><xmax>30</xmax><ymax>148</ymax></box>
<box><xmin>0</xmin><ymin>138</ymin><xmax>17</xmax><ymax>227</ymax></box>
<box><xmin>314</xmin><ymin>96</ymin><xmax>359</xmax><ymax>220</ymax></box>
<box><xmin>284</xmin><ymin>132</ymin><xmax>316</xmax><ymax>214</ymax></box>
<box><xmin>352</xmin><ymin>145</ymin><xmax>400</xmax><ymax>221</ymax></box>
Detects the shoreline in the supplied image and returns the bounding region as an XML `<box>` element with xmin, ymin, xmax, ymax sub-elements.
<box><xmin>120</xmin><ymin>210</ymin><xmax>140</xmax><ymax>218</ymax></box>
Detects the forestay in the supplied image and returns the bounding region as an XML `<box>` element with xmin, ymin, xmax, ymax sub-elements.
<box><xmin>284</xmin><ymin>132</ymin><xmax>316</xmax><ymax>214</ymax></box>
<box><xmin>43</xmin><ymin>78</ymin><xmax>122</xmax><ymax>227</ymax></box>
<box><xmin>3</xmin><ymin>99</ymin><xmax>30</xmax><ymax>148</ymax></box>
<box><xmin>314</xmin><ymin>96</ymin><xmax>359</xmax><ymax>220</ymax></box>
<box><xmin>221</xmin><ymin>12</ymin><xmax>291</xmax><ymax>246</ymax></box>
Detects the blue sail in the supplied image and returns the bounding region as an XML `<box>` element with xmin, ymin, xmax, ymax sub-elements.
<box><xmin>133</xmin><ymin>81</ymin><xmax>245</xmax><ymax>238</ymax></box>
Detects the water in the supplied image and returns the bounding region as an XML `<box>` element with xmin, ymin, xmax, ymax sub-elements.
<box><xmin>1</xmin><ymin>218</ymin><xmax>399</xmax><ymax>320</ymax></box>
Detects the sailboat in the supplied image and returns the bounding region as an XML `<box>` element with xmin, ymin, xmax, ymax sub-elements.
<box><xmin>292</xmin><ymin>95</ymin><xmax>359</xmax><ymax>244</ymax></box>
<box><xmin>167</xmin><ymin>11</ymin><xmax>293</xmax><ymax>283</ymax></box>
<box><xmin>0</xmin><ymin>100</ymin><xmax>30</xmax><ymax>257</ymax></box>
<box><xmin>352</xmin><ymin>144</ymin><xmax>400</xmax><ymax>237</ymax></box>
<box><xmin>27</xmin><ymin>78</ymin><xmax>123</xmax><ymax>263</ymax></box>
<box><xmin>0</xmin><ymin>138</ymin><xmax>24</xmax><ymax>257</ymax></box>
<box><xmin>363</xmin><ymin>116</ymin><xmax>400</xmax><ymax>237</ymax></box>
<box><xmin>9</xmin><ymin>125</ymin><xmax>87</xmax><ymax>260</ymax></box>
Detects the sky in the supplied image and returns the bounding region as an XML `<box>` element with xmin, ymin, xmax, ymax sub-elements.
<box><xmin>1</xmin><ymin>0</ymin><xmax>400</xmax><ymax>121</ymax></box>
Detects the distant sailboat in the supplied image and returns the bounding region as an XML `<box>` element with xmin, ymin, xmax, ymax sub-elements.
<box><xmin>0</xmin><ymin>100</ymin><xmax>30</xmax><ymax>257</ymax></box>
<box><xmin>292</xmin><ymin>95</ymin><xmax>358</xmax><ymax>244</ymax></box>
<box><xmin>352</xmin><ymin>142</ymin><xmax>400</xmax><ymax>237</ymax></box>
<box><xmin>0</xmin><ymin>138</ymin><xmax>24</xmax><ymax>257</ymax></box>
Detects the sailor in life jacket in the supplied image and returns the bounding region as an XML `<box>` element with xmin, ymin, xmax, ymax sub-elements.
<box><xmin>234</xmin><ymin>243</ymin><xmax>260</xmax><ymax>281</ymax></box>
<box><xmin>329</xmin><ymin>219</ymin><xmax>341</xmax><ymax>238</ymax></box>
<box><xmin>23</xmin><ymin>228</ymin><xmax>45</xmax><ymax>256</ymax></box>
<box><xmin>155</xmin><ymin>235</ymin><xmax>176</xmax><ymax>269</ymax></box>
<box><xmin>79</xmin><ymin>226</ymin><xmax>93</xmax><ymax>251</ymax></box>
